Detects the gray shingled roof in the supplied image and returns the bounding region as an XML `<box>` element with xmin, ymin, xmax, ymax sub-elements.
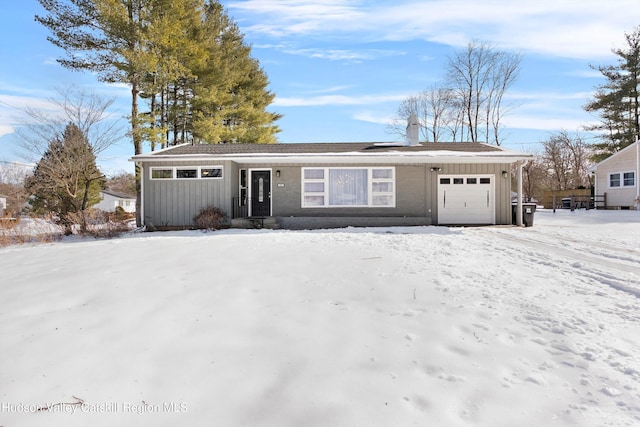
<box><xmin>101</xmin><ymin>190</ymin><xmax>136</xmax><ymax>199</ymax></box>
<box><xmin>151</xmin><ymin>142</ymin><xmax>503</xmax><ymax>156</ymax></box>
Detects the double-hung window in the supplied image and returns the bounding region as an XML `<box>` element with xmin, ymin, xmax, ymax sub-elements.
<box><xmin>623</xmin><ymin>171</ymin><xmax>635</xmax><ymax>186</ymax></box>
<box><xmin>609</xmin><ymin>171</ymin><xmax>635</xmax><ymax>188</ymax></box>
<box><xmin>302</xmin><ymin>167</ymin><xmax>395</xmax><ymax>208</ymax></box>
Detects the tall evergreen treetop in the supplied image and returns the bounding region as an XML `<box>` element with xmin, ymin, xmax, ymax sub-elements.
<box><xmin>189</xmin><ymin>1</ymin><xmax>281</xmax><ymax>144</ymax></box>
<box><xmin>585</xmin><ymin>27</ymin><xmax>640</xmax><ymax>161</ymax></box>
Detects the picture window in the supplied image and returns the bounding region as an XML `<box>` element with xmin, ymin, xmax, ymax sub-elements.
<box><xmin>302</xmin><ymin>167</ymin><xmax>395</xmax><ymax>208</ymax></box>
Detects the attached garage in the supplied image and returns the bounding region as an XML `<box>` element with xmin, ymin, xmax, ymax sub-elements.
<box><xmin>438</xmin><ymin>175</ymin><xmax>495</xmax><ymax>225</ymax></box>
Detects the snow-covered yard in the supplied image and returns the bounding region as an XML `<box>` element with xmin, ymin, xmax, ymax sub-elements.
<box><xmin>1</xmin><ymin>209</ymin><xmax>639</xmax><ymax>427</ymax></box>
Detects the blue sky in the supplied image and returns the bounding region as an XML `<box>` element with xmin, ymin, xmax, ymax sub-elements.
<box><xmin>1</xmin><ymin>0</ymin><xmax>639</xmax><ymax>175</ymax></box>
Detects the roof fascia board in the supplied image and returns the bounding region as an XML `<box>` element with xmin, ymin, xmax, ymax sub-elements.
<box><xmin>130</xmin><ymin>152</ymin><xmax>533</xmax><ymax>164</ymax></box>
<box><xmin>593</xmin><ymin>140</ymin><xmax>638</xmax><ymax>167</ymax></box>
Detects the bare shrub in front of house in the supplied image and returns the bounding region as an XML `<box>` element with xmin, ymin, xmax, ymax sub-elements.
<box><xmin>193</xmin><ymin>206</ymin><xmax>228</xmax><ymax>231</ymax></box>
<box><xmin>69</xmin><ymin>209</ymin><xmax>132</xmax><ymax>238</ymax></box>
<box><xmin>0</xmin><ymin>216</ymin><xmax>64</xmax><ymax>247</ymax></box>
<box><xmin>0</xmin><ymin>218</ymin><xmax>19</xmax><ymax>246</ymax></box>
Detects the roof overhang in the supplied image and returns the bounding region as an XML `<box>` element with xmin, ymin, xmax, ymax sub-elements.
<box><xmin>130</xmin><ymin>150</ymin><xmax>533</xmax><ymax>165</ymax></box>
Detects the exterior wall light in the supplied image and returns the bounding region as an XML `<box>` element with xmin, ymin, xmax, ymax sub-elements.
<box><xmin>502</xmin><ymin>171</ymin><xmax>509</xmax><ymax>178</ymax></box>
<box><xmin>430</xmin><ymin>167</ymin><xmax>442</xmax><ymax>172</ymax></box>
<box><xmin>276</xmin><ymin>170</ymin><xmax>281</xmax><ymax>177</ymax></box>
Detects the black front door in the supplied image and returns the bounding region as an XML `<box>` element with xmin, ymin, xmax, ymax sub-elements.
<box><xmin>250</xmin><ymin>170</ymin><xmax>271</xmax><ymax>217</ymax></box>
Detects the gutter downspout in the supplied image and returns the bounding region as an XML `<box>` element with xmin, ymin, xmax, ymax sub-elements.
<box><xmin>516</xmin><ymin>160</ymin><xmax>524</xmax><ymax>226</ymax></box>
<box><xmin>137</xmin><ymin>161</ymin><xmax>145</xmax><ymax>227</ymax></box>
<box><xmin>636</xmin><ymin>135</ymin><xmax>639</xmax><ymax>210</ymax></box>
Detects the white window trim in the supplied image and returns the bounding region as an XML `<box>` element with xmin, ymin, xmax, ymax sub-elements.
<box><xmin>150</xmin><ymin>166</ymin><xmax>224</xmax><ymax>180</ymax></box>
<box><xmin>608</xmin><ymin>171</ymin><xmax>636</xmax><ymax>189</ymax></box>
<box><xmin>301</xmin><ymin>167</ymin><xmax>396</xmax><ymax>208</ymax></box>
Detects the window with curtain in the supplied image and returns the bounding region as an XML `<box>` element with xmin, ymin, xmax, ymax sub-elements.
<box><xmin>329</xmin><ymin>169</ymin><xmax>368</xmax><ymax>205</ymax></box>
<box><xmin>302</xmin><ymin>167</ymin><xmax>395</xmax><ymax>208</ymax></box>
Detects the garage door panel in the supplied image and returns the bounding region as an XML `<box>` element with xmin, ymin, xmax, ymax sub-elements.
<box><xmin>438</xmin><ymin>175</ymin><xmax>495</xmax><ymax>225</ymax></box>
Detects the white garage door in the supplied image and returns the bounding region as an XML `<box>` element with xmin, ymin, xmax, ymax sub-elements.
<box><xmin>438</xmin><ymin>175</ymin><xmax>495</xmax><ymax>225</ymax></box>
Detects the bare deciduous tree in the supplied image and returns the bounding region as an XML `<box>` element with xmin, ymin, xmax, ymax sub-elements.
<box><xmin>514</xmin><ymin>157</ymin><xmax>547</xmax><ymax>202</ymax></box>
<box><xmin>15</xmin><ymin>86</ymin><xmax>122</xmax><ymax>162</ymax></box>
<box><xmin>540</xmin><ymin>131</ymin><xmax>593</xmax><ymax>191</ymax></box>
<box><xmin>391</xmin><ymin>41</ymin><xmax>520</xmax><ymax>144</ymax></box>
<box><xmin>106</xmin><ymin>171</ymin><xmax>136</xmax><ymax>195</ymax></box>
<box><xmin>446</xmin><ymin>40</ymin><xmax>521</xmax><ymax>144</ymax></box>
<box><xmin>387</xmin><ymin>85</ymin><xmax>460</xmax><ymax>143</ymax></box>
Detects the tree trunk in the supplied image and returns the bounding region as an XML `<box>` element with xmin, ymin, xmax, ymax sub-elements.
<box><xmin>132</xmin><ymin>80</ymin><xmax>143</xmax><ymax>227</ymax></box>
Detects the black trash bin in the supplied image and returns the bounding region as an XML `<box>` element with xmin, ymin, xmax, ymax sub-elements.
<box><xmin>512</xmin><ymin>203</ymin><xmax>537</xmax><ymax>227</ymax></box>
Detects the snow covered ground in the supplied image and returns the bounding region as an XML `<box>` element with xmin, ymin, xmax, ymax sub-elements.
<box><xmin>1</xmin><ymin>209</ymin><xmax>639</xmax><ymax>427</ymax></box>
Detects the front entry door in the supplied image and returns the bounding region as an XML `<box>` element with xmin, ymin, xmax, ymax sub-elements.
<box><xmin>250</xmin><ymin>170</ymin><xmax>271</xmax><ymax>217</ymax></box>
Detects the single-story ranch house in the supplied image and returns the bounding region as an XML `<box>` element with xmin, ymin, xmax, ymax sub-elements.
<box><xmin>131</xmin><ymin>123</ymin><xmax>534</xmax><ymax>230</ymax></box>
<box><xmin>94</xmin><ymin>190</ymin><xmax>137</xmax><ymax>213</ymax></box>
<box><xmin>591</xmin><ymin>139</ymin><xmax>639</xmax><ymax>209</ymax></box>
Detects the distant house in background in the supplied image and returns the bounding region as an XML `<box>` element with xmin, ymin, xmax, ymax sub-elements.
<box><xmin>95</xmin><ymin>190</ymin><xmax>136</xmax><ymax>213</ymax></box>
<box><xmin>0</xmin><ymin>194</ymin><xmax>6</xmax><ymax>217</ymax></box>
<box><xmin>591</xmin><ymin>140</ymin><xmax>639</xmax><ymax>209</ymax></box>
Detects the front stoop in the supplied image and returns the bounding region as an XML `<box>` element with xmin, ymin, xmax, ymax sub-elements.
<box><xmin>231</xmin><ymin>217</ymin><xmax>280</xmax><ymax>229</ymax></box>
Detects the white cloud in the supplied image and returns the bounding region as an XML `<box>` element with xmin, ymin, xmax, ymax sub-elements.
<box><xmin>228</xmin><ymin>0</ymin><xmax>638</xmax><ymax>60</ymax></box>
<box><xmin>43</xmin><ymin>56</ymin><xmax>59</xmax><ymax>66</ymax></box>
<box><xmin>566</xmin><ymin>69</ymin><xmax>605</xmax><ymax>79</ymax></box>
<box><xmin>274</xmin><ymin>93</ymin><xmax>408</xmax><ymax>107</ymax></box>
<box><xmin>0</xmin><ymin>125</ymin><xmax>15</xmax><ymax>138</ymax></box>
<box><xmin>506</xmin><ymin>91</ymin><xmax>594</xmax><ymax>102</ymax></box>
<box><xmin>282</xmin><ymin>48</ymin><xmax>406</xmax><ymax>62</ymax></box>
<box><xmin>352</xmin><ymin>111</ymin><xmax>394</xmax><ymax>126</ymax></box>
<box><xmin>503</xmin><ymin>114</ymin><xmax>598</xmax><ymax>132</ymax></box>
<box><xmin>0</xmin><ymin>94</ymin><xmax>59</xmax><ymax>112</ymax></box>
<box><xmin>300</xmin><ymin>85</ymin><xmax>353</xmax><ymax>94</ymax></box>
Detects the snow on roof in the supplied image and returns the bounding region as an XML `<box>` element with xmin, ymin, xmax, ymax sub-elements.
<box><xmin>101</xmin><ymin>190</ymin><xmax>136</xmax><ymax>200</ymax></box>
<box><xmin>131</xmin><ymin>142</ymin><xmax>533</xmax><ymax>163</ymax></box>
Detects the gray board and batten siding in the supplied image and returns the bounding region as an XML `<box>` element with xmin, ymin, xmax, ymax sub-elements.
<box><xmin>134</xmin><ymin>142</ymin><xmax>530</xmax><ymax>229</ymax></box>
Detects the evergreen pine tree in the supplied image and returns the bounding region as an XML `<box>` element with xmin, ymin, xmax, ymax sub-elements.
<box><xmin>585</xmin><ymin>27</ymin><xmax>640</xmax><ymax>161</ymax></box>
<box><xmin>25</xmin><ymin>124</ymin><xmax>105</xmax><ymax>234</ymax></box>
<box><xmin>190</xmin><ymin>1</ymin><xmax>281</xmax><ymax>144</ymax></box>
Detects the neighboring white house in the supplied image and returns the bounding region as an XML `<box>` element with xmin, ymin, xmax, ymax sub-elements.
<box><xmin>0</xmin><ymin>194</ymin><xmax>6</xmax><ymax>217</ymax></box>
<box><xmin>95</xmin><ymin>190</ymin><xmax>136</xmax><ymax>213</ymax></box>
<box><xmin>591</xmin><ymin>140</ymin><xmax>639</xmax><ymax>209</ymax></box>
